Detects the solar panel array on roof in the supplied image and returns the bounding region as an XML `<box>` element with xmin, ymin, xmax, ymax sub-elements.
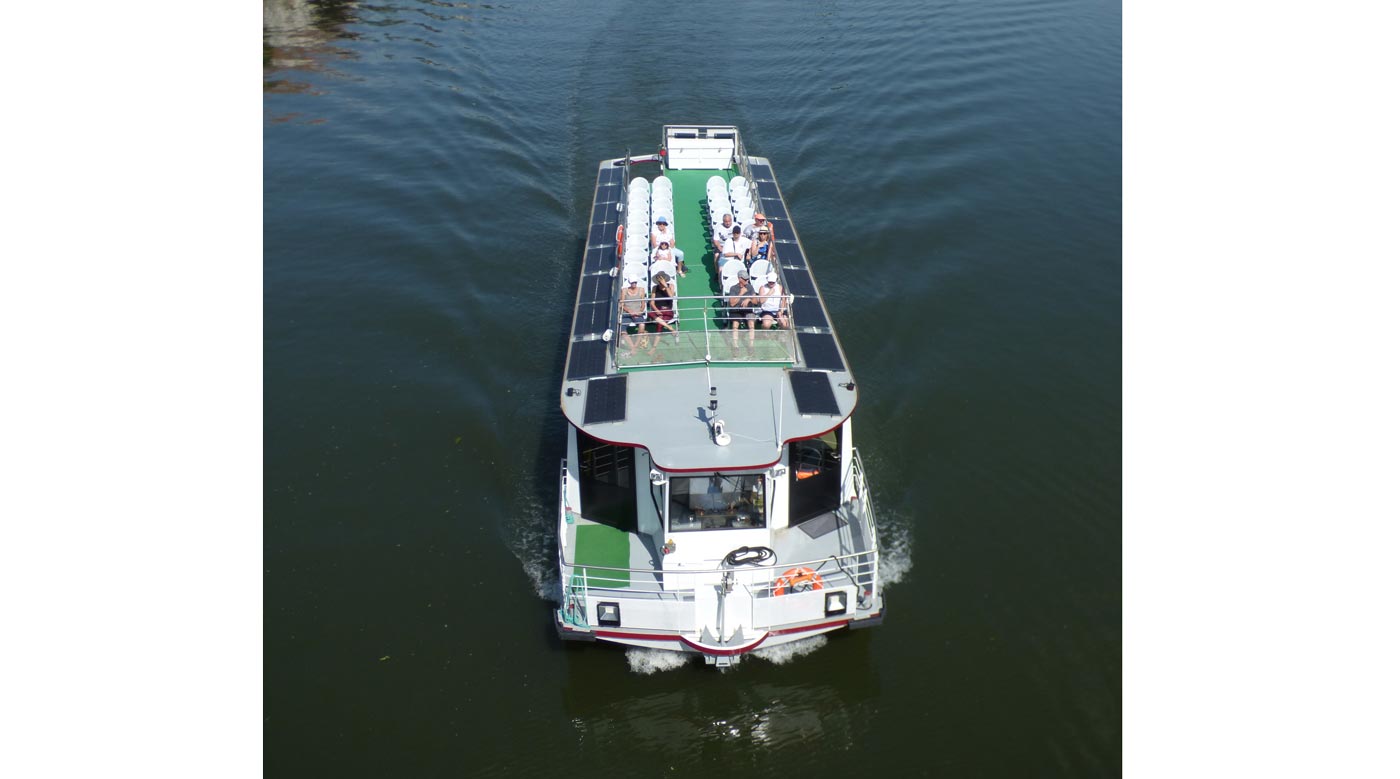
<box><xmin>798</xmin><ymin>332</ymin><xmax>845</xmax><ymax>372</ymax></box>
<box><xmin>566</xmin><ymin>340</ymin><xmax>609</xmax><ymax>380</ymax></box>
<box><xmin>587</xmin><ymin>221</ymin><xmax>615</xmax><ymax>247</ymax></box>
<box><xmin>748</xmin><ymin>163</ymin><xmax>774</xmax><ymax>180</ymax></box>
<box><xmin>769</xmin><ymin>220</ymin><xmax>797</xmax><ymax>243</ymax></box>
<box><xmin>583</xmin><ymin>375</ymin><xmax>628</xmax><ymax>424</ymax></box>
<box><xmin>599</xmin><ymin>167</ymin><xmax>623</xmax><ymax>185</ymax></box>
<box><xmin>784</xmin><ymin>268</ymin><xmax>816</xmax><ymax>297</ymax></box>
<box><xmin>789</xmin><ymin>297</ymin><xmax>828</xmax><ymax>329</ymax></box>
<box><xmin>574</xmin><ymin>302</ymin><xmax>609</xmax><ymax>337</ymax></box>
<box><xmin>756</xmin><ymin>181</ymin><xmax>781</xmax><ymax>200</ymax></box>
<box><xmin>758</xmin><ymin>198</ymin><xmax>787</xmax><ymax>219</ymax></box>
<box><xmin>788</xmin><ymin>371</ymin><xmax>841</xmax><ymax>416</ymax></box>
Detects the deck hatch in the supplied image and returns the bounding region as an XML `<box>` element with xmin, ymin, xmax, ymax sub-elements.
<box><xmin>789</xmin><ymin>297</ymin><xmax>829</xmax><ymax>329</ymax></box>
<box><xmin>769</xmin><ymin>219</ymin><xmax>797</xmax><ymax>243</ymax></box>
<box><xmin>789</xmin><ymin>371</ymin><xmax>841</xmax><ymax>416</ymax></box>
<box><xmin>583</xmin><ymin>375</ymin><xmax>628</xmax><ymax>424</ymax></box>
<box><xmin>573</xmin><ymin>302</ymin><xmax>609</xmax><ymax>336</ymax></box>
<box><xmin>748</xmin><ymin>163</ymin><xmax>774</xmax><ymax>181</ymax></box>
<box><xmin>797</xmin><ymin>332</ymin><xmax>845</xmax><ymax>372</ymax></box>
<box><xmin>566</xmin><ymin>340</ymin><xmax>609</xmax><ymax>380</ymax></box>
<box><xmin>756</xmin><ymin>181</ymin><xmax>781</xmax><ymax>200</ymax></box>
<box><xmin>784</xmin><ymin>268</ymin><xmax>816</xmax><ymax>297</ymax></box>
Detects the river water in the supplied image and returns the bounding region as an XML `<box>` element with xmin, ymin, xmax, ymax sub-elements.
<box><xmin>264</xmin><ymin>0</ymin><xmax>1120</xmax><ymax>774</ymax></box>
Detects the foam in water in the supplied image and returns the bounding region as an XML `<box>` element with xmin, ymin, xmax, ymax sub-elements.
<box><xmin>506</xmin><ymin>482</ymin><xmax>562</xmax><ymax>602</ymax></box>
<box><xmin>751</xmin><ymin>635</ymin><xmax>829</xmax><ymax>665</ymax></box>
<box><xmin>876</xmin><ymin>507</ymin><xmax>914</xmax><ymax>588</ymax></box>
<box><xmin>626</xmin><ymin>647</ymin><xmax>694</xmax><ymax>674</ymax></box>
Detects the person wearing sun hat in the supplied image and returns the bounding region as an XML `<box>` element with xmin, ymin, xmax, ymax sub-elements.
<box><xmin>742</xmin><ymin>212</ymin><xmax>768</xmax><ymax>241</ymax></box>
<box><xmin>757</xmin><ymin>270</ymin><xmax>787</xmax><ymax>330</ymax></box>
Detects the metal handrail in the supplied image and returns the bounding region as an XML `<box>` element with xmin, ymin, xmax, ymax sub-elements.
<box><xmin>558</xmin><ymin>545</ymin><xmax>879</xmax><ymax>599</ymax></box>
<box><xmin>613</xmin><ymin>291</ymin><xmax>797</xmax><ymax>368</ymax></box>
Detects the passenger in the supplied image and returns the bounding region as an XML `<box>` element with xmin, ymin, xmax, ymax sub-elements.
<box><xmin>742</xmin><ymin>212</ymin><xmax>768</xmax><ymax>241</ymax></box>
<box><xmin>724</xmin><ymin>269</ymin><xmax>760</xmax><ymax>347</ymax></box>
<box><xmin>653</xmin><ymin>240</ymin><xmax>674</xmax><ymax>267</ymax></box>
<box><xmin>652</xmin><ymin>218</ymin><xmax>686</xmax><ymax>276</ymax></box>
<box><xmin>752</xmin><ymin>225</ymin><xmax>775</xmax><ymax>264</ymax></box>
<box><xmin>720</xmin><ymin>225</ymin><xmax>753</xmax><ymax>268</ymax></box>
<box><xmin>712</xmin><ymin>213</ymin><xmax>737</xmax><ymax>253</ymax></box>
<box><xmin>757</xmin><ymin>271</ymin><xmax>788</xmax><ymax>330</ymax></box>
<box><xmin>649</xmin><ymin>272</ymin><xmax>679</xmax><ymax>340</ymax></box>
<box><xmin>618</xmin><ymin>275</ymin><xmax>651</xmax><ymax>357</ymax></box>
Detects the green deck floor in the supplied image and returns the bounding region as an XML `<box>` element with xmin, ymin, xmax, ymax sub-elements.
<box><xmin>664</xmin><ymin>167</ymin><xmax>731</xmax><ymax>326</ymax></box>
<box><xmin>572</xmin><ymin>523</ymin><xmax>632</xmax><ymax>588</ymax></box>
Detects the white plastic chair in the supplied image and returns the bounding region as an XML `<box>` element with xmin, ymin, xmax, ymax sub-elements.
<box><xmin>629</xmin><ymin>177</ymin><xmax>650</xmax><ymax>195</ymax></box>
<box><xmin>748</xmin><ymin>259</ymin><xmax>772</xmax><ymax>285</ymax></box>
<box><xmin>728</xmin><ymin>176</ymin><xmax>747</xmax><ymax>196</ymax></box>
<box><xmin>719</xmin><ymin>258</ymin><xmax>745</xmax><ymax>292</ymax></box>
<box><xmin>623</xmin><ymin>248</ymin><xmax>649</xmax><ymax>267</ymax></box>
<box><xmin>649</xmin><ymin>259</ymin><xmax>677</xmax><ymax>281</ymax></box>
<box><xmin>652</xmin><ymin>176</ymin><xmax>672</xmax><ymax>191</ymax></box>
<box><xmin>621</xmin><ymin>261</ymin><xmax>646</xmax><ymax>283</ymax></box>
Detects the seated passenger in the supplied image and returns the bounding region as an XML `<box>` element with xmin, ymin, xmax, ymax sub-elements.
<box><xmin>757</xmin><ymin>272</ymin><xmax>788</xmax><ymax>330</ymax></box>
<box><xmin>651</xmin><ymin>217</ymin><xmax>685</xmax><ymax>276</ymax></box>
<box><xmin>742</xmin><ymin>212</ymin><xmax>768</xmax><ymax>241</ymax></box>
<box><xmin>653</xmin><ymin>240</ymin><xmax>674</xmax><ymax>267</ymax></box>
<box><xmin>649</xmin><ymin>272</ymin><xmax>679</xmax><ymax>340</ymax></box>
<box><xmin>752</xmin><ymin>226</ymin><xmax>775</xmax><ymax>264</ymax></box>
<box><xmin>617</xmin><ymin>275</ymin><xmax>652</xmax><ymax>357</ymax></box>
<box><xmin>724</xmin><ymin>269</ymin><xmax>759</xmax><ymax>347</ymax></box>
<box><xmin>721</xmin><ymin>225</ymin><xmax>753</xmax><ymax>267</ymax></box>
<box><xmin>712</xmin><ymin>213</ymin><xmax>736</xmax><ymax>253</ymax></box>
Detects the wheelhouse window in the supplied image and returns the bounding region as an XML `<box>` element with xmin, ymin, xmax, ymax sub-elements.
<box><xmin>667</xmin><ymin>473</ymin><xmax>766</xmax><ymax>532</ymax></box>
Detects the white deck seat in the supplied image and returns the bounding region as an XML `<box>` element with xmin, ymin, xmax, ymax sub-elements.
<box><xmin>728</xmin><ymin>176</ymin><xmax>747</xmax><ymax>196</ymax></box>
<box><xmin>621</xmin><ymin>261</ymin><xmax>646</xmax><ymax>283</ymax></box>
<box><xmin>652</xmin><ymin>175</ymin><xmax>672</xmax><ymax>190</ymax></box>
<box><xmin>748</xmin><ymin>259</ymin><xmax>772</xmax><ymax>285</ymax></box>
<box><xmin>719</xmin><ymin>258</ymin><xmax>745</xmax><ymax>292</ymax></box>
<box><xmin>623</xmin><ymin>248</ymin><xmax>648</xmax><ymax>267</ymax></box>
<box><xmin>629</xmin><ymin>177</ymin><xmax>650</xmax><ymax>194</ymax></box>
<box><xmin>649</xmin><ymin>259</ymin><xmax>677</xmax><ymax>280</ymax></box>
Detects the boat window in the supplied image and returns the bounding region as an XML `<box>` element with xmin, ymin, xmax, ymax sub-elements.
<box><xmin>789</xmin><ymin>428</ymin><xmax>842</xmax><ymax>525</ymax></box>
<box><xmin>667</xmin><ymin>473</ymin><xmax>766</xmax><ymax>532</ymax></box>
<box><xmin>577</xmin><ymin>430</ymin><xmax>636</xmax><ymax>531</ymax></box>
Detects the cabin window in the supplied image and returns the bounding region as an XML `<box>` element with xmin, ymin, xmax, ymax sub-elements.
<box><xmin>577</xmin><ymin>431</ymin><xmax>636</xmax><ymax>530</ymax></box>
<box><xmin>667</xmin><ymin>473</ymin><xmax>766</xmax><ymax>532</ymax></box>
<box><xmin>788</xmin><ymin>428</ymin><xmax>842</xmax><ymax>525</ymax></box>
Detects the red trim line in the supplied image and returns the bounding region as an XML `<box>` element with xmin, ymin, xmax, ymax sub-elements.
<box><xmin>679</xmin><ymin>634</ymin><xmax>769</xmax><ymax>656</ymax></box>
<box><xmin>595</xmin><ymin>619</ymin><xmax>850</xmax><ymax>655</ymax></box>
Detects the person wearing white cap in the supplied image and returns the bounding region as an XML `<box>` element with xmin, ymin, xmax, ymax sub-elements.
<box><xmin>618</xmin><ymin>275</ymin><xmax>651</xmax><ymax>357</ymax></box>
<box><xmin>757</xmin><ymin>271</ymin><xmax>788</xmax><ymax>330</ymax></box>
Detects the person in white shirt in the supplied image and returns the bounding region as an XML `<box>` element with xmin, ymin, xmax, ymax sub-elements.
<box><xmin>712</xmin><ymin>213</ymin><xmax>736</xmax><ymax>253</ymax></box>
<box><xmin>757</xmin><ymin>272</ymin><xmax>788</xmax><ymax>330</ymax></box>
<box><xmin>720</xmin><ymin>226</ymin><xmax>753</xmax><ymax>272</ymax></box>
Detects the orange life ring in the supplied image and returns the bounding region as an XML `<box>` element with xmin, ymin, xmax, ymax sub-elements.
<box><xmin>773</xmin><ymin>566</ymin><xmax>824</xmax><ymax>596</ymax></box>
<box><xmin>616</xmin><ymin>224</ymin><xmax>625</xmax><ymax>256</ymax></box>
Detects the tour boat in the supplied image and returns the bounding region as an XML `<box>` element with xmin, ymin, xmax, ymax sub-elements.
<box><xmin>555</xmin><ymin>125</ymin><xmax>884</xmax><ymax>667</ymax></box>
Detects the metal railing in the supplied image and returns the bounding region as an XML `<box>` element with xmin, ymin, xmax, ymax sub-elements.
<box><xmin>612</xmin><ymin>292</ymin><xmax>796</xmax><ymax>368</ymax></box>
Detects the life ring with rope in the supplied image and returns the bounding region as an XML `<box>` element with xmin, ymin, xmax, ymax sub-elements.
<box><xmin>773</xmin><ymin>566</ymin><xmax>824</xmax><ymax>596</ymax></box>
<box><xmin>616</xmin><ymin>224</ymin><xmax>625</xmax><ymax>257</ymax></box>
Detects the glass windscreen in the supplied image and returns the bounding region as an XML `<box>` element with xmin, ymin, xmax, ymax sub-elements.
<box><xmin>667</xmin><ymin>473</ymin><xmax>766</xmax><ymax>532</ymax></box>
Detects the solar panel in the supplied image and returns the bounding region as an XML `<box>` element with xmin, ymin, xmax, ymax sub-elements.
<box><xmin>783</xmin><ymin>268</ymin><xmax>816</xmax><ymax>297</ymax></box>
<box><xmin>797</xmin><ymin>332</ymin><xmax>845</xmax><ymax>372</ymax></box>
<box><xmin>566</xmin><ymin>340</ymin><xmax>608</xmax><ymax>380</ymax></box>
<box><xmin>776</xmin><ymin>244</ymin><xmax>806</xmax><ymax>269</ymax></box>
<box><xmin>758</xmin><ymin>198</ymin><xmax>787</xmax><ymax>219</ymax></box>
<box><xmin>587</xmin><ymin>221</ymin><xmax>617</xmax><ymax>247</ymax></box>
<box><xmin>789</xmin><ymin>297</ymin><xmax>828</xmax><ymax>329</ymax></box>
<box><xmin>579</xmin><ymin>273</ymin><xmax>613</xmax><ymax>304</ymax></box>
<box><xmin>583</xmin><ymin>375</ymin><xmax>628</xmax><ymax>424</ymax></box>
<box><xmin>599</xmin><ymin>167</ymin><xmax>623</xmax><ymax>186</ymax></box>
<box><xmin>788</xmin><ymin>371</ymin><xmax>840</xmax><ymax>416</ymax></box>
<box><xmin>748</xmin><ymin>163</ymin><xmax>773</xmax><ymax>180</ymax></box>
<box><xmin>756</xmin><ymin>181</ymin><xmax>781</xmax><ymax>200</ymax></box>
<box><xmin>769</xmin><ymin>220</ymin><xmax>797</xmax><ymax>243</ymax></box>
<box><xmin>573</xmin><ymin>302</ymin><xmax>610</xmax><ymax>337</ymax></box>
<box><xmin>592</xmin><ymin>201</ymin><xmax>619</xmax><ymax>224</ymax></box>
<box><xmin>584</xmin><ymin>247</ymin><xmax>614</xmax><ymax>274</ymax></box>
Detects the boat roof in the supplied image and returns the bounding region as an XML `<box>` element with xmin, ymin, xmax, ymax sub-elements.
<box><xmin>560</xmin><ymin>126</ymin><xmax>858</xmax><ymax>471</ymax></box>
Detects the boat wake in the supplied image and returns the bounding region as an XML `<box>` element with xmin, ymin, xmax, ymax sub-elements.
<box><xmin>626</xmin><ymin>647</ymin><xmax>695</xmax><ymax>674</ymax></box>
<box><xmin>507</xmin><ymin>481</ymin><xmax>562</xmax><ymax>603</ymax></box>
<box><xmin>751</xmin><ymin>635</ymin><xmax>829</xmax><ymax>665</ymax></box>
<box><xmin>875</xmin><ymin>506</ymin><xmax>914</xmax><ymax>589</ymax></box>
